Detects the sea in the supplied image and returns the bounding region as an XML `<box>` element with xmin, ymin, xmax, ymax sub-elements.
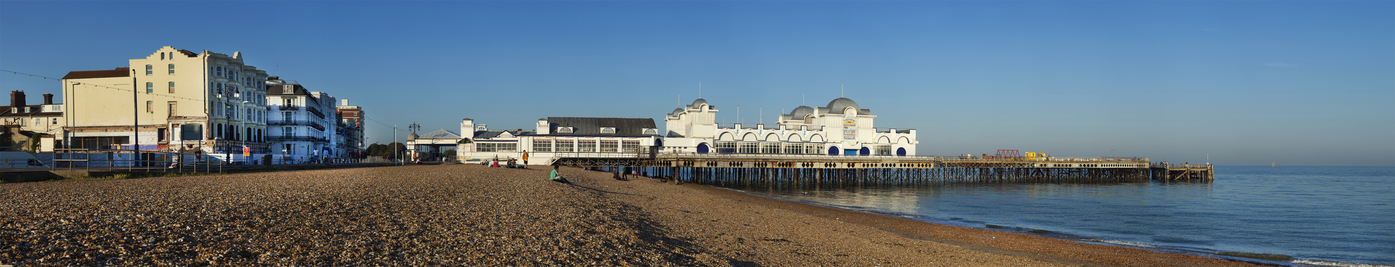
<box><xmin>718</xmin><ymin>166</ymin><xmax>1395</xmax><ymax>266</ymax></box>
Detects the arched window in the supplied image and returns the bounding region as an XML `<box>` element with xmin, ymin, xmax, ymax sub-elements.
<box><xmin>145</xmin><ymin>65</ymin><xmax>152</xmax><ymax>75</ymax></box>
<box><xmin>168</xmin><ymin>82</ymin><xmax>175</xmax><ymax>93</ymax></box>
<box><xmin>168</xmin><ymin>64</ymin><xmax>175</xmax><ymax>74</ymax></box>
<box><xmin>145</xmin><ymin>82</ymin><xmax>153</xmax><ymax>93</ymax></box>
<box><xmin>160</xmin><ymin>53</ymin><xmax>165</xmax><ymax>60</ymax></box>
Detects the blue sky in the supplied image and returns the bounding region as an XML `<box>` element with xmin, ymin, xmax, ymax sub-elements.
<box><xmin>2</xmin><ymin>1</ymin><xmax>1391</xmax><ymax>165</ymax></box>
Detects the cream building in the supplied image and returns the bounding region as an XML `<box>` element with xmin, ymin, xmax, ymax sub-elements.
<box><xmin>663</xmin><ymin>97</ymin><xmax>918</xmax><ymax>156</ymax></box>
<box><xmin>61</xmin><ymin>46</ymin><xmax>270</xmax><ymax>161</ymax></box>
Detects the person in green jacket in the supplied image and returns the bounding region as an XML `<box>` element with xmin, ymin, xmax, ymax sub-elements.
<box><xmin>550</xmin><ymin>165</ymin><xmax>571</xmax><ymax>184</ymax></box>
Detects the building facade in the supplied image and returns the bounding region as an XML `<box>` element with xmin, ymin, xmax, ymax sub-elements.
<box><xmin>335</xmin><ymin>99</ymin><xmax>364</xmax><ymax>158</ymax></box>
<box><xmin>663</xmin><ymin>97</ymin><xmax>917</xmax><ymax>156</ymax></box>
<box><xmin>61</xmin><ymin>46</ymin><xmax>270</xmax><ymax>159</ymax></box>
<box><xmin>456</xmin><ymin>117</ymin><xmax>660</xmax><ymax>164</ymax></box>
<box><xmin>266</xmin><ymin>77</ymin><xmax>337</xmax><ymax>161</ymax></box>
<box><xmin>1</xmin><ymin>91</ymin><xmax>64</xmax><ymax>135</ymax></box>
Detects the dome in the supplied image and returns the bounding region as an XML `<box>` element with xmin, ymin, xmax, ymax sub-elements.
<box><xmin>672</xmin><ymin>108</ymin><xmax>684</xmax><ymax>115</ymax></box>
<box><xmin>691</xmin><ymin>98</ymin><xmax>708</xmax><ymax>107</ymax></box>
<box><xmin>826</xmin><ymin>97</ymin><xmax>860</xmax><ymax>113</ymax></box>
<box><xmin>789</xmin><ymin>106</ymin><xmax>815</xmax><ymax>118</ymax></box>
<box><xmin>408</xmin><ymin>132</ymin><xmax>419</xmax><ymax>140</ymax></box>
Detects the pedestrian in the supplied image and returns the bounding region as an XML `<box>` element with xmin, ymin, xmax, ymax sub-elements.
<box><xmin>522</xmin><ymin>150</ymin><xmax>529</xmax><ymax>166</ymax></box>
<box><xmin>550</xmin><ymin>165</ymin><xmax>571</xmax><ymax>184</ymax></box>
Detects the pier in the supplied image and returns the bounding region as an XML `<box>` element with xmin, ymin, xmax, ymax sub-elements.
<box><xmin>550</xmin><ymin>153</ymin><xmax>1214</xmax><ymax>186</ymax></box>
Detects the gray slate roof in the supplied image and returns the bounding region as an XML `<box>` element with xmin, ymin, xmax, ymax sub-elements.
<box><xmin>538</xmin><ymin>117</ymin><xmax>656</xmax><ymax>136</ymax></box>
<box><xmin>417</xmin><ymin>129</ymin><xmax>460</xmax><ymax>139</ymax></box>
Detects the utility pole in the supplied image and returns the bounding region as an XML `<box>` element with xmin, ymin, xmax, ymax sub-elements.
<box><xmin>132</xmin><ymin>69</ymin><xmax>139</xmax><ymax>167</ymax></box>
<box><xmin>393</xmin><ymin>125</ymin><xmax>398</xmax><ymax>165</ymax></box>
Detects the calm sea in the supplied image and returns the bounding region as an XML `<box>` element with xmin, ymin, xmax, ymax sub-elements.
<box><xmin>722</xmin><ymin>166</ymin><xmax>1395</xmax><ymax>266</ymax></box>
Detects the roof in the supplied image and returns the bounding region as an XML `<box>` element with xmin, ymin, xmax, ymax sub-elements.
<box><xmin>178</xmin><ymin>49</ymin><xmax>199</xmax><ymax>57</ymax></box>
<box><xmin>63</xmin><ymin>68</ymin><xmax>130</xmax><ymax>79</ymax></box>
<box><xmin>789</xmin><ymin>105</ymin><xmax>815</xmax><ymax>118</ymax></box>
<box><xmin>819</xmin><ymin>97</ymin><xmax>871</xmax><ymax>115</ymax></box>
<box><xmin>417</xmin><ymin>129</ymin><xmax>460</xmax><ymax>139</ymax></box>
<box><xmin>541</xmin><ymin>117</ymin><xmax>656</xmax><ymax>136</ymax></box>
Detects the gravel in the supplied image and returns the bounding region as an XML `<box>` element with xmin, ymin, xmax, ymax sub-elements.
<box><xmin>1</xmin><ymin>164</ymin><xmax>1267</xmax><ymax>266</ymax></box>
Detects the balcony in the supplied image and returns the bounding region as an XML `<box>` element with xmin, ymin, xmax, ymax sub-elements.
<box><xmin>268</xmin><ymin>135</ymin><xmax>328</xmax><ymax>143</ymax></box>
<box><xmin>265</xmin><ymin>120</ymin><xmax>325</xmax><ymax>130</ymax></box>
<box><xmin>275</xmin><ymin>105</ymin><xmax>300</xmax><ymax>111</ymax></box>
<box><xmin>307</xmin><ymin>107</ymin><xmax>325</xmax><ymax>119</ymax></box>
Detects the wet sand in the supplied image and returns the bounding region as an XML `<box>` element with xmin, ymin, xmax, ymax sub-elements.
<box><xmin>0</xmin><ymin>164</ymin><xmax>1267</xmax><ymax>266</ymax></box>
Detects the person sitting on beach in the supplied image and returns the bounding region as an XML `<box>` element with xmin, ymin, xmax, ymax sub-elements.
<box><xmin>550</xmin><ymin>165</ymin><xmax>571</xmax><ymax>184</ymax></box>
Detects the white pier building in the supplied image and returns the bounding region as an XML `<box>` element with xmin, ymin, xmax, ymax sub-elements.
<box><xmin>662</xmin><ymin>97</ymin><xmax>917</xmax><ymax>156</ymax></box>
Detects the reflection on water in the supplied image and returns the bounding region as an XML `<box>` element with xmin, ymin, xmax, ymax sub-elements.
<box><xmin>721</xmin><ymin>166</ymin><xmax>1395</xmax><ymax>266</ymax></box>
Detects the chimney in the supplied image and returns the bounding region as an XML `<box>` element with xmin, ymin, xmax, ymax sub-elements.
<box><xmin>10</xmin><ymin>91</ymin><xmax>25</xmax><ymax>108</ymax></box>
<box><xmin>43</xmin><ymin>93</ymin><xmax>53</xmax><ymax>105</ymax></box>
<box><xmin>341</xmin><ymin>99</ymin><xmax>349</xmax><ymax>106</ymax></box>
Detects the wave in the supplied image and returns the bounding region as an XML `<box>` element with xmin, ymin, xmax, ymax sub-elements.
<box><xmin>1293</xmin><ymin>259</ymin><xmax>1395</xmax><ymax>267</ymax></box>
<box><xmin>1085</xmin><ymin>238</ymin><xmax>1156</xmax><ymax>248</ymax></box>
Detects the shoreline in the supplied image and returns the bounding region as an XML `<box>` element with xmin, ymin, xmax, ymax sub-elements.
<box><xmin>687</xmin><ymin>184</ymin><xmax>1281</xmax><ymax>266</ymax></box>
<box><xmin>563</xmin><ymin>166</ymin><xmax>1274</xmax><ymax>266</ymax></box>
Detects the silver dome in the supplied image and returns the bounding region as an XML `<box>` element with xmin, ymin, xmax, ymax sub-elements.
<box><xmin>826</xmin><ymin>97</ymin><xmax>859</xmax><ymax>113</ymax></box>
<box><xmin>789</xmin><ymin>106</ymin><xmax>815</xmax><ymax>118</ymax></box>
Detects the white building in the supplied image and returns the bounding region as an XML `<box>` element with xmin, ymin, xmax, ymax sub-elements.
<box><xmin>663</xmin><ymin>97</ymin><xmax>917</xmax><ymax>156</ymax></box>
<box><xmin>61</xmin><ymin>46</ymin><xmax>270</xmax><ymax>159</ymax></box>
<box><xmin>265</xmin><ymin>77</ymin><xmax>337</xmax><ymax>162</ymax></box>
<box><xmin>456</xmin><ymin>117</ymin><xmax>660</xmax><ymax>165</ymax></box>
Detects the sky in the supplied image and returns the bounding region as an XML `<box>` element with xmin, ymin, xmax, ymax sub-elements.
<box><xmin>1</xmin><ymin>1</ymin><xmax>1391</xmax><ymax>166</ymax></box>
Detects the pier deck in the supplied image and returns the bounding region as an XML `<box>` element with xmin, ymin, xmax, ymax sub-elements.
<box><xmin>550</xmin><ymin>153</ymin><xmax>1212</xmax><ymax>185</ymax></box>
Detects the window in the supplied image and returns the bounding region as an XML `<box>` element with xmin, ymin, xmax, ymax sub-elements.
<box><xmin>715</xmin><ymin>142</ymin><xmax>736</xmax><ymax>154</ymax></box>
<box><xmin>51</xmin><ymin>118</ymin><xmax>57</xmax><ymax>125</ymax></box>
<box><xmin>283</xmin><ymin>127</ymin><xmax>293</xmax><ymax>136</ymax></box>
<box><xmin>622</xmin><ymin>140</ymin><xmax>639</xmax><ymax>153</ymax></box>
<box><xmin>600</xmin><ymin>127</ymin><xmax>616</xmax><ymax>134</ymax></box>
<box><xmin>600</xmin><ymin>140</ymin><xmax>618</xmax><ymax>152</ymax></box>
<box><xmin>532</xmin><ymin>139</ymin><xmax>552</xmax><ymax>152</ymax></box>
<box><xmin>216</xmin><ymin>83</ymin><xmax>223</xmax><ymax>95</ymax></box>
<box><xmin>739</xmin><ymin>143</ymin><xmax>758</xmax><ymax>154</ymax></box>
<box><xmin>578</xmin><ymin>140</ymin><xmax>596</xmax><ymax>152</ymax></box>
<box><xmin>146</xmin><ymin>101</ymin><xmax>153</xmax><ymax>113</ymax></box>
<box><xmin>217</xmin><ymin>66</ymin><xmax>223</xmax><ymax>77</ymax></box>
<box><xmin>168</xmin><ymin>101</ymin><xmax>176</xmax><ymax>117</ymax></box>
<box><xmin>761</xmin><ymin>143</ymin><xmax>780</xmax><ymax>154</ymax></box>
<box><xmin>160</xmin><ymin>53</ymin><xmax>165</xmax><ymax>60</ymax></box>
<box><xmin>145</xmin><ymin>64</ymin><xmax>152</xmax><ymax>75</ymax></box>
<box><xmin>282</xmin><ymin>85</ymin><xmax>293</xmax><ymax>94</ymax></box>
<box><xmin>559</xmin><ymin>127</ymin><xmax>573</xmax><ymax>133</ymax></box>
<box><xmin>555</xmin><ymin>139</ymin><xmax>574</xmax><ymax>152</ymax></box>
<box><xmin>23</xmin><ymin>107</ymin><xmax>30</xmax><ymax>113</ymax></box>
<box><xmin>875</xmin><ymin>145</ymin><xmax>892</xmax><ymax>156</ymax></box>
<box><xmin>168</xmin><ymin>82</ymin><xmax>175</xmax><ymax>93</ymax></box>
<box><xmin>19</xmin><ymin>118</ymin><xmax>24</xmax><ymax>126</ymax></box>
<box><xmin>783</xmin><ymin>144</ymin><xmax>802</xmax><ymax>154</ymax></box>
<box><xmin>168</xmin><ymin>64</ymin><xmax>175</xmax><ymax>74</ymax></box>
<box><xmin>146</xmin><ymin>82</ymin><xmax>153</xmax><ymax>93</ymax></box>
<box><xmin>283</xmin><ymin>112</ymin><xmax>292</xmax><ymax>122</ymax></box>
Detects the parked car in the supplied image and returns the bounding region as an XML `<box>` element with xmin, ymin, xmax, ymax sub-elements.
<box><xmin>0</xmin><ymin>151</ymin><xmax>46</xmax><ymax>168</ymax></box>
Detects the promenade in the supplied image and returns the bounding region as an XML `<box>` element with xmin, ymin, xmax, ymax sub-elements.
<box><xmin>0</xmin><ymin>164</ymin><xmax>1260</xmax><ymax>266</ymax></box>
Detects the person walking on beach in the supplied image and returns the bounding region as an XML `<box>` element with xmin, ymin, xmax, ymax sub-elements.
<box><xmin>550</xmin><ymin>165</ymin><xmax>571</xmax><ymax>184</ymax></box>
<box><xmin>522</xmin><ymin>150</ymin><xmax>529</xmax><ymax>166</ymax></box>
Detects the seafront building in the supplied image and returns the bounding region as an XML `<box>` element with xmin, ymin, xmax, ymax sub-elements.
<box><xmin>265</xmin><ymin>77</ymin><xmax>337</xmax><ymax>161</ymax></box>
<box><xmin>663</xmin><ymin>97</ymin><xmax>917</xmax><ymax>156</ymax></box>
<box><xmin>1</xmin><ymin>91</ymin><xmax>64</xmax><ymax>135</ymax></box>
<box><xmin>335</xmin><ymin>99</ymin><xmax>365</xmax><ymax>158</ymax></box>
<box><xmin>451</xmin><ymin>117</ymin><xmax>660</xmax><ymax>164</ymax></box>
<box><xmin>60</xmin><ymin>46</ymin><xmax>270</xmax><ymax>160</ymax></box>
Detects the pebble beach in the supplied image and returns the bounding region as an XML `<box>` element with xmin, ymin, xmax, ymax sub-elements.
<box><xmin>1</xmin><ymin>164</ymin><xmax>1267</xmax><ymax>266</ymax></box>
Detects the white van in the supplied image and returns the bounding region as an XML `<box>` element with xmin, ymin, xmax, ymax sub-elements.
<box><xmin>0</xmin><ymin>151</ymin><xmax>46</xmax><ymax>168</ymax></box>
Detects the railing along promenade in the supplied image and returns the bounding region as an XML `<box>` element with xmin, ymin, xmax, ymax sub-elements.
<box><xmin>550</xmin><ymin>152</ymin><xmax>1211</xmax><ymax>186</ymax></box>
